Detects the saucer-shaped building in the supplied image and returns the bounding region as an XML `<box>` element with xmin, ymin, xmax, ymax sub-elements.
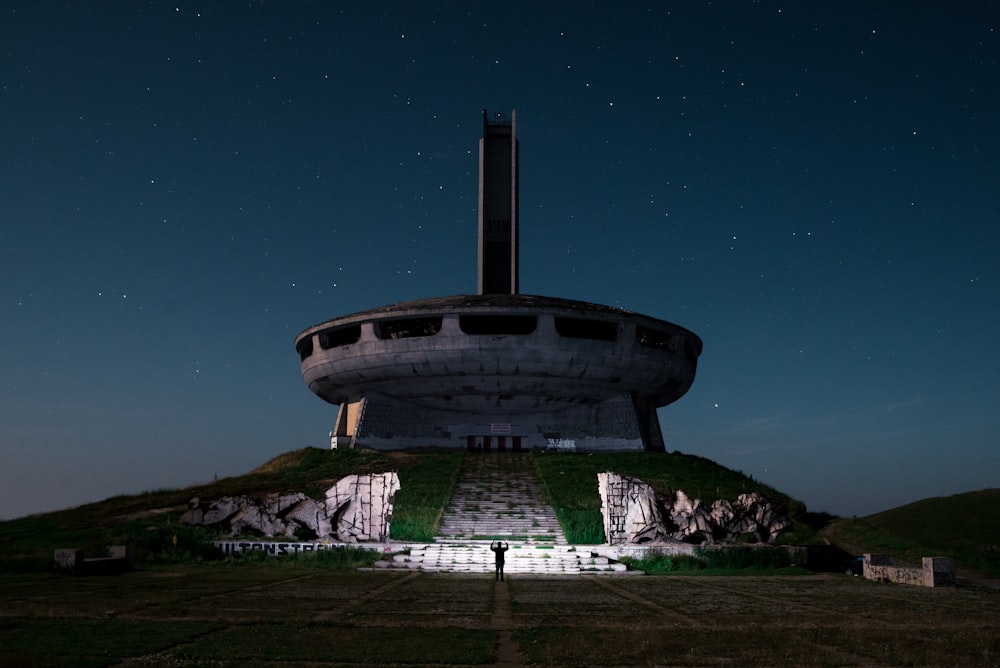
<box><xmin>295</xmin><ymin>110</ymin><xmax>702</xmax><ymax>452</ymax></box>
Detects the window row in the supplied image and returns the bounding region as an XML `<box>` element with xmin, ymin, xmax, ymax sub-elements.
<box><xmin>298</xmin><ymin>315</ymin><xmax>683</xmax><ymax>361</ymax></box>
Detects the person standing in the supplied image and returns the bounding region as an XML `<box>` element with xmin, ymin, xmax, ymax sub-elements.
<box><xmin>490</xmin><ymin>540</ymin><xmax>509</xmax><ymax>581</ymax></box>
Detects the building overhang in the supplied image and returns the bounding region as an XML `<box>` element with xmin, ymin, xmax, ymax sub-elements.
<box><xmin>295</xmin><ymin>294</ymin><xmax>701</xmax><ymax>414</ymax></box>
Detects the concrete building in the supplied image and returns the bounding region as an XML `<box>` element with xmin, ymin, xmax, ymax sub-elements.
<box><xmin>294</xmin><ymin>110</ymin><xmax>702</xmax><ymax>452</ymax></box>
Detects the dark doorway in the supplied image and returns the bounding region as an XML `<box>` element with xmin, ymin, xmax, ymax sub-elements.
<box><xmin>467</xmin><ymin>435</ymin><xmax>523</xmax><ymax>452</ymax></box>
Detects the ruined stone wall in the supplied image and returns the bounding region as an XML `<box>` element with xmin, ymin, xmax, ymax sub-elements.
<box><xmin>181</xmin><ymin>472</ymin><xmax>400</xmax><ymax>543</ymax></box>
<box><xmin>598</xmin><ymin>471</ymin><xmax>791</xmax><ymax>545</ymax></box>
<box><xmin>325</xmin><ymin>473</ymin><xmax>398</xmax><ymax>542</ymax></box>
<box><xmin>923</xmin><ymin>556</ymin><xmax>956</xmax><ymax>587</ymax></box>
<box><xmin>599</xmin><ymin>471</ymin><xmax>670</xmax><ymax>544</ymax></box>
<box><xmin>862</xmin><ymin>553</ymin><xmax>955</xmax><ymax>588</ymax></box>
<box><xmin>53</xmin><ymin>546</ymin><xmax>131</xmax><ymax>575</ymax></box>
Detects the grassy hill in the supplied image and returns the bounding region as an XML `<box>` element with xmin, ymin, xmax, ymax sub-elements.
<box><xmin>0</xmin><ymin>447</ymin><xmax>809</xmax><ymax>571</ymax></box>
<box><xmin>0</xmin><ymin>448</ymin><xmax>464</xmax><ymax>572</ymax></box>
<box><xmin>3</xmin><ymin>447</ymin><xmax>993</xmax><ymax>578</ymax></box>
<box><xmin>822</xmin><ymin>489</ymin><xmax>1000</xmax><ymax>578</ymax></box>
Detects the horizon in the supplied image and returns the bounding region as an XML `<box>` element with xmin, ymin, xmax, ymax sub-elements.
<box><xmin>2</xmin><ymin>2</ymin><xmax>998</xmax><ymax>520</ymax></box>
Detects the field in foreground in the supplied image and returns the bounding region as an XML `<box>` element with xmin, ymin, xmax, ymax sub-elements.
<box><xmin>2</xmin><ymin>565</ymin><xmax>998</xmax><ymax>666</ymax></box>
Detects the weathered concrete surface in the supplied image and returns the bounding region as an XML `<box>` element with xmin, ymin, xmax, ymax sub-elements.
<box><xmin>53</xmin><ymin>546</ymin><xmax>132</xmax><ymax>575</ymax></box>
<box><xmin>53</xmin><ymin>548</ymin><xmax>83</xmax><ymax>573</ymax></box>
<box><xmin>863</xmin><ymin>553</ymin><xmax>955</xmax><ymax>587</ymax></box>
<box><xmin>296</xmin><ymin>295</ymin><xmax>701</xmax><ymax>452</ymax></box>
<box><xmin>180</xmin><ymin>472</ymin><xmax>399</xmax><ymax>542</ymax></box>
<box><xmin>598</xmin><ymin>471</ymin><xmax>792</xmax><ymax>545</ymax></box>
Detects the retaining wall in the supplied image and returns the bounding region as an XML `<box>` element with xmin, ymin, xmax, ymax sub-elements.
<box><xmin>863</xmin><ymin>553</ymin><xmax>955</xmax><ymax>587</ymax></box>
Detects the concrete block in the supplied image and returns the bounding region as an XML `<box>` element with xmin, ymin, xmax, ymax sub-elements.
<box><xmin>107</xmin><ymin>545</ymin><xmax>132</xmax><ymax>562</ymax></box>
<box><xmin>54</xmin><ymin>549</ymin><xmax>83</xmax><ymax>573</ymax></box>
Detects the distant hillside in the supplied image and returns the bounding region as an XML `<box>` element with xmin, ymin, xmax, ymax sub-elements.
<box><xmin>822</xmin><ymin>489</ymin><xmax>1000</xmax><ymax>578</ymax></box>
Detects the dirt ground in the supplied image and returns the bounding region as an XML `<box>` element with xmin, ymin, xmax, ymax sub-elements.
<box><xmin>1</xmin><ymin>567</ymin><xmax>998</xmax><ymax>666</ymax></box>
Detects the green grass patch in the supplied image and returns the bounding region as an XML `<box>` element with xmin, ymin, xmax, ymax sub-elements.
<box><xmin>389</xmin><ymin>451</ymin><xmax>464</xmax><ymax>541</ymax></box>
<box><xmin>622</xmin><ymin>546</ymin><xmax>803</xmax><ymax>575</ymax></box>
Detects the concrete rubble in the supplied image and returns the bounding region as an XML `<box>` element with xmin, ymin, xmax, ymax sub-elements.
<box><xmin>598</xmin><ymin>471</ymin><xmax>792</xmax><ymax>545</ymax></box>
<box><xmin>180</xmin><ymin>472</ymin><xmax>399</xmax><ymax>542</ymax></box>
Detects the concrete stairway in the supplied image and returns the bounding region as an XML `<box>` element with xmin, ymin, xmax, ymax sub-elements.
<box><xmin>437</xmin><ymin>452</ymin><xmax>564</xmax><ymax>543</ymax></box>
<box><xmin>378</xmin><ymin>452</ymin><xmax>626</xmax><ymax>574</ymax></box>
<box><xmin>388</xmin><ymin>541</ymin><xmax>627</xmax><ymax>575</ymax></box>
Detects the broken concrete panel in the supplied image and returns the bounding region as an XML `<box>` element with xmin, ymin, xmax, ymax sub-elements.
<box><xmin>599</xmin><ymin>471</ymin><xmax>791</xmax><ymax>545</ymax></box>
<box><xmin>180</xmin><ymin>472</ymin><xmax>400</xmax><ymax>543</ymax></box>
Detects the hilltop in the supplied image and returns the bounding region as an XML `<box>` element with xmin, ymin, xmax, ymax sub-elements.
<box><xmin>1</xmin><ymin>447</ymin><xmax>995</xmax><ymax>578</ymax></box>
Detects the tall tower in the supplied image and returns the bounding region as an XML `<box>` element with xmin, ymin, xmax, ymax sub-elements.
<box><xmin>477</xmin><ymin>109</ymin><xmax>519</xmax><ymax>295</ymax></box>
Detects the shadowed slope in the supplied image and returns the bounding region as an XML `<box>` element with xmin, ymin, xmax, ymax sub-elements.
<box><xmin>822</xmin><ymin>489</ymin><xmax>1000</xmax><ymax>578</ymax></box>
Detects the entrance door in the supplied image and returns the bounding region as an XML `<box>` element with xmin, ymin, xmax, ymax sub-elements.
<box><xmin>467</xmin><ymin>435</ymin><xmax>523</xmax><ymax>452</ymax></box>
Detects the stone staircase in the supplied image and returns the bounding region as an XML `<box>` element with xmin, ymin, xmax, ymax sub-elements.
<box><xmin>437</xmin><ymin>451</ymin><xmax>564</xmax><ymax>543</ymax></box>
<box><xmin>377</xmin><ymin>452</ymin><xmax>626</xmax><ymax>574</ymax></box>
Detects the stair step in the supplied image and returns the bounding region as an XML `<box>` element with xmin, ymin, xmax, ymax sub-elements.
<box><xmin>375</xmin><ymin>453</ymin><xmax>631</xmax><ymax>575</ymax></box>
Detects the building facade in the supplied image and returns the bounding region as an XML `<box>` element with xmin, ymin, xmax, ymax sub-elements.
<box><xmin>294</xmin><ymin>110</ymin><xmax>702</xmax><ymax>452</ymax></box>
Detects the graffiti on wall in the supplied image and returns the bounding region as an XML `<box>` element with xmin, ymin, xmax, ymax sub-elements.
<box><xmin>213</xmin><ymin>541</ymin><xmax>382</xmax><ymax>557</ymax></box>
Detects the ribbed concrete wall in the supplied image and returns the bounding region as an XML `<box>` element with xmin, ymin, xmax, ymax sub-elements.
<box><xmin>296</xmin><ymin>294</ymin><xmax>701</xmax><ymax>452</ymax></box>
<box><xmin>352</xmin><ymin>391</ymin><xmax>647</xmax><ymax>452</ymax></box>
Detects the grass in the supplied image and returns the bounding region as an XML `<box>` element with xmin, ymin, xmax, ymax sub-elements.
<box><xmin>387</xmin><ymin>451</ymin><xmax>464</xmax><ymax>541</ymax></box>
<box><xmin>187</xmin><ymin>625</ymin><xmax>496</xmax><ymax>664</ymax></box>
<box><xmin>622</xmin><ymin>545</ymin><xmax>808</xmax><ymax>575</ymax></box>
<box><xmin>823</xmin><ymin>488</ymin><xmax>1000</xmax><ymax>578</ymax></box>
<box><xmin>1</xmin><ymin>618</ymin><xmax>225</xmax><ymax>667</ymax></box>
<box><xmin>2</xmin><ymin>567</ymin><xmax>997</xmax><ymax>666</ymax></box>
<box><xmin>0</xmin><ymin>448</ymin><xmax>464</xmax><ymax>570</ymax></box>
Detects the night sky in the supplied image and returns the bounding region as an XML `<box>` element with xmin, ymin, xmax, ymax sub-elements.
<box><xmin>2</xmin><ymin>2</ymin><xmax>998</xmax><ymax>520</ymax></box>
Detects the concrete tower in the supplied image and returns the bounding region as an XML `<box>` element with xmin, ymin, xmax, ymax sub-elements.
<box><xmin>295</xmin><ymin>110</ymin><xmax>702</xmax><ymax>453</ymax></box>
<box><xmin>478</xmin><ymin>109</ymin><xmax>519</xmax><ymax>295</ymax></box>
